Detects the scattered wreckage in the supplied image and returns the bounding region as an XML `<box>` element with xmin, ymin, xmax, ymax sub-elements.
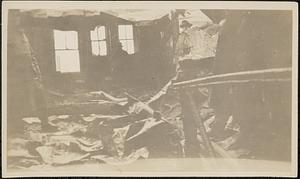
<box><xmin>7</xmin><ymin>58</ymin><xmax>291</xmax><ymax>169</ymax></box>
<box><xmin>7</xmin><ymin>76</ymin><xmax>252</xmax><ymax>169</ymax></box>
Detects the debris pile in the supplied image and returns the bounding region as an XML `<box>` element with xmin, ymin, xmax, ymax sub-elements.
<box><xmin>7</xmin><ymin>87</ymin><xmax>247</xmax><ymax>169</ymax></box>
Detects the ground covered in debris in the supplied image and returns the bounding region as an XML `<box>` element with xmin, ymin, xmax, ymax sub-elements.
<box><xmin>6</xmin><ymin>86</ymin><xmax>264</xmax><ymax>170</ymax></box>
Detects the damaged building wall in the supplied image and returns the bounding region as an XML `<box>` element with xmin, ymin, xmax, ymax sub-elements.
<box><xmin>132</xmin><ymin>15</ymin><xmax>175</xmax><ymax>88</ymax></box>
<box><xmin>10</xmin><ymin>10</ymin><xmax>175</xmax><ymax>93</ymax></box>
<box><xmin>210</xmin><ymin>10</ymin><xmax>292</xmax><ymax>161</ymax></box>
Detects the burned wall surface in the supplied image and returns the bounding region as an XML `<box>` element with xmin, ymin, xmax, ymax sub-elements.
<box><xmin>7</xmin><ymin>10</ymin><xmax>175</xmax><ymax>93</ymax></box>
<box><xmin>210</xmin><ymin>10</ymin><xmax>292</xmax><ymax>161</ymax></box>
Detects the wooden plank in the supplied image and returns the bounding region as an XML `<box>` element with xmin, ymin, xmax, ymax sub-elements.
<box><xmin>176</xmin><ymin>78</ymin><xmax>291</xmax><ymax>89</ymax></box>
<box><xmin>173</xmin><ymin>67</ymin><xmax>292</xmax><ymax>88</ymax></box>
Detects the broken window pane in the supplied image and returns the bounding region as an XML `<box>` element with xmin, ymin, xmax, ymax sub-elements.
<box><xmin>126</xmin><ymin>40</ymin><xmax>134</xmax><ymax>54</ymax></box>
<box><xmin>118</xmin><ymin>25</ymin><xmax>134</xmax><ymax>54</ymax></box>
<box><xmin>120</xmin><ymin>39</ymin><xmax>134</xmax><ymax>54</ymax></box>
<box><xmin>119</xmin><ymin>40</ymin><xmax>127</xmax><ymax>52</ymax></box>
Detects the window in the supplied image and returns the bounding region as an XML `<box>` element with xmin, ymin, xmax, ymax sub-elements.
<box><xmin>53</xmin><ymin>30</ymin><xmax>80</xmax><ymax>73</ymax></box>
<box><xmin>118</xmin><ymin>25</ymin><xmax>134</xmax><ymax>54</ymax></box>
<box><xmin>90</xmin><ymin>26</ymin><xmax>107</xmax><ymax>56</ymax></box>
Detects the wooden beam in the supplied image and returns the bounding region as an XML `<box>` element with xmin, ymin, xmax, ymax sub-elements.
<box><xmin>175</xmin><ymin>78</ymin><xmax>291</xmax><ymax>89</ymax></box>
<box><xmin>185</xmin><ymin>88</ymin><xmax>216</xmax><ymax>158</ymax></box>
<box><xmin>173</xmin><ymin>67</ymin><xmax>292</xmax><ymax>88</ymax></box>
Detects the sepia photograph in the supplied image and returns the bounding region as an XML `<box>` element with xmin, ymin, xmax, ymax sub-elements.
<box><xmin>2</xmin><ymin>1</ymin><xmax>298</xmax><ymax>177</ymax></box>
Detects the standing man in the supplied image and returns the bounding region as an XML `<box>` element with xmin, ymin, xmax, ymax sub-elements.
<box><xmin>174</xmin><ymin>20</ymin><xmax>198</xmax><ymax>157</ymax></box>
<box><xmin>174</xmin><ymin>19</ymin><xmax>218</xmax><ymax>157</ymax></box>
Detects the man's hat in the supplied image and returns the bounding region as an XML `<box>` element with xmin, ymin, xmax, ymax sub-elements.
<box><xmin>180</xmin><ymin>20</ymin><xmax>193</xmax><ymax>28</ymax></box>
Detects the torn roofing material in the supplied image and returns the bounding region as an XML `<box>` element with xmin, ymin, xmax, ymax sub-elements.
<box><xmin>18</xmin><ymin>9</ymin><xmax>213</xmax><ymax>26</ymax></box>
<box><xmin>178</xmin><ymin>9</ymin><xmax>213</xmax><ymax>28</ymax></box>
<box><xmin>18</xmin><ymin>9</ymin><xmax>171</xmax><ymax>21</ymax></box>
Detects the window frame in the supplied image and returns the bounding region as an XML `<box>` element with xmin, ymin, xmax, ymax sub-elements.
<box><xmin>90</xmin><ymin>26</ymin><xmax>108</xmax><ymax>56</ymax></box>
<box><xmin>118</xmin><ymin>24</ymin><xmax>135</xmax><ymax>54</ymax></box>
<box><xmin>53</xmin><ymin>30</ymin><xmax>81</xmax><ymax>73</ymax></box>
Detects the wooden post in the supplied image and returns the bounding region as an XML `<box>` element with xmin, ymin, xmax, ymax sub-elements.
<box><xmin>185</xmin><ymin>87</ymin><xmax>216</xmax><ymax>158</ymax></box>
<box><xmin>178</xmin><ymin>88</ymin><xmax>200</xmax><ymax>157</ymax></box>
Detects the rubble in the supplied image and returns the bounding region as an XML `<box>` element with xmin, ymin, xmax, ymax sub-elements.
<box><xmin>91</xmin><ymin>147</ymin><xmax>149</xmax><ymax>166</ymax></box>
<box><xmin>8</xmin><ymin>88</ymin><xmax>243</xmax><ymax>169</ymax></box>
